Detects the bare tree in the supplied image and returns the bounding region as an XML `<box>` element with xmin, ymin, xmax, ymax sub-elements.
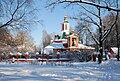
<box><xmin>103</xmin><ymin>12</ymin><xmax>120</xmax><ymax>60</ymax></box>
<box><xmin>74</xmin><ymin>20</ymin><xmax>94</xmax><ymax>45</ymax></box>
<box><xmin>0</xmin><ymin>0</ymin><xmax>40</xmax><ymax>30</ymax></box>
<box><xmin>47</xmin><ymin>0</ymin><xmax>119</xmax><ymax>63</ymax></box>
<box><xmin>0</xmin><ymin>0</ymin><xmax>41</xmax><ymax>53</ymax></box>
<box><xmin>42</xmin><ymin>30</ymin><xmax>52</xmax><ymax>48</ymax></box>
<box><xmin>0</xmin><ymin>28</ymin><xmax>13</xmax><ymax>51</ymax></box>
<box><xmin>14</xmin><ymin>31</ymin><xmax>35</xmax><ymax>53</ymax></box>
<box><xmin>46</xmin><ymin>0</ymin><xmax>120</xmax><ymax>12</ymax></box>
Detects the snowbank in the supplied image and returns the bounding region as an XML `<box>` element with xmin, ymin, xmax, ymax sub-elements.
<box><xmin>0</xmin><ymin>60</ymin><xmax>120</xmax><ymax>81</ymax></box>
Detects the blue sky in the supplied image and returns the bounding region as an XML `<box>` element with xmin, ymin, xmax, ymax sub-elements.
<box><xmin>31</xmin><ymin>0</ymin><xmax>78</xmax><ymax>46</ymax></box>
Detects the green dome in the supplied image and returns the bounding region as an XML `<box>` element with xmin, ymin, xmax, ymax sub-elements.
<box><xmin>62</xmin><ymin>32</ymin><xmax>67</xmax><ymax>39</ymax></box>
<box><xmin>64</xmin><ymin>20</ymin><xmax>69</xmax><ymax>23</ymax></box>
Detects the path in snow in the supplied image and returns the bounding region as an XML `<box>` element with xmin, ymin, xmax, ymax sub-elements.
<box><xmin>0</xmin><ymin>60</ymin><xmax>120</xmax><ymax>81</ymax></box>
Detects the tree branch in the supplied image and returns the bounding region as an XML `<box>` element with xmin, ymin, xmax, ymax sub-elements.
<box><xmin>86</xmin><ymin>23</ymin><xmax>100</xmax><ymax>45</ymax></box>
<box><xmin>101</xmin><ymin>12</ymin><xmax>118</xmax><ymax>42</ymax></box>
<box><xmin>56</xmin><ymin>0</ymin><xmax>120</xmax><ymax>11</ymax></box>
<box><xmin>77</xmin><ymin>3</ymin><xmax>100</xmax><ymax>19</ymax></box>
<box><xmin>0</xmin><ymin>0</ymin><xmax>29</xmax><ymax>29</ymax></box>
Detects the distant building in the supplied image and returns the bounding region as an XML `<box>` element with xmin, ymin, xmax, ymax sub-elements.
<box><xmin>44</xmin><ymin>16</ymin><xmax>95</xmax><ymax>54</ymax></box>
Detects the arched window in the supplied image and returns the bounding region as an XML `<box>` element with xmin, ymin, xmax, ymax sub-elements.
<box><xmin>62</xmin><ymin>24</ymin><xmax>64</xmax><ymax>30</ymax></box>
<box><xmin>65</xmin><ymin>24</ymin><xmax>67</xmax><ymax>30</ymax></box>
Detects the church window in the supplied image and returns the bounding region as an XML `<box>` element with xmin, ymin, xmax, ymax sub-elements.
<box><xmin>65</xmin><ymin>24</ymin><xmax>67</xmax><ymax>30</ymax></box>
<box><xmin>62</xmin><ymin>24</ymin><xmax>64</xmax><ymax>30</ymax></box>
<box><xmin>72</xmin><ymin>38</ymin><xmax>76</xmax><ymax>46</ymax></box>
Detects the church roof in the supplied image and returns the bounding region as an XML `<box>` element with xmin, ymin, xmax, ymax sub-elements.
<box><xmin>45</xmin><ymin>42</ymin><xmax>65</xmax><ymax>49</ymax></box>
<box><xmin>64</xmin><ymin>20</ymin><xmax>69</xmax><ymax>23</ymax></box>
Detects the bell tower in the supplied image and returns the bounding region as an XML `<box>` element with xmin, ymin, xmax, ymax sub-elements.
<box><xmin>61</xmin><ymin>16</ymin><xmax>70</xmax><ymax>37</ymax></box>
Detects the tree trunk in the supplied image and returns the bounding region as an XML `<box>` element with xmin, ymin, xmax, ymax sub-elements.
<box><xmin>98</xmin><ymin>28</ymin><xmax>103</xmax><ymax>64</ymax></box>
<box><xmin>116</xmin><ymin>24</ymin><xmax>119</xmax><ymax>61</ymax></box>
<box><xmin>98</xmin><ymin>0</ymin><xmax>103</xmax><ymax>64</ymax></box>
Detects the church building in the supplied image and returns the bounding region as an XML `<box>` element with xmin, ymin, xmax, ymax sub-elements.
<box><xmin>44</xmin><ymin>16</ymin><xmax>94</xmax><ymax>54</ymax></box>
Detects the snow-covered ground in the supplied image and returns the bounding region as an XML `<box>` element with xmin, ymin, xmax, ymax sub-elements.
<box><xmin>0</xmin><ymin>60</ymin><xmax>120</xmax><ymax>81</ymax></box>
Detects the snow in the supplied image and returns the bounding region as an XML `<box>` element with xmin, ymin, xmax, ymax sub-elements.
<box><xmin>78</xmin><ymin>44</ymin><xmax>95</xmax><ymax>49</ymax></box>
<box><xmin>0</xmin><ymin>60</ymin><xmax>120</xmax><ymax>81</ymax></box>
<box><xmin>45</xmin><ymin>42</ymin><xmax>65</xmax><ymax>49</ymax></box>
<box><xmin>44</xmin><ymin>42</ymin><xmax>65</xmax><ymax>54</ymax></box>
<box><xmin>111</xmin><ymin>47</ymin><xmax>119</xmax><ymax>54</ymax></box>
